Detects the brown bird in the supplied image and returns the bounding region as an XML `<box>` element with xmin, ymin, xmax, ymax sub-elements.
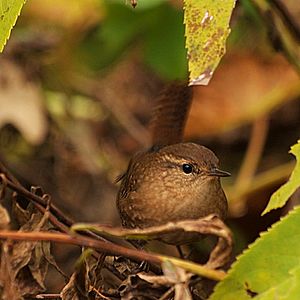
<box><xmin>116</xmin><ymin>84</ymin><xmax>229</xmax><ymax>245</ymax></box>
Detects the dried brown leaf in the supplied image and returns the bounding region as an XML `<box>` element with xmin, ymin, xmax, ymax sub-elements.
<box><xmin>12</xmin><ymin>200</ymin><xmax>34</xmax><ymax>227</ymax></box>
<box><xmin>60</xmin><ymin>273</ymin><xmax>88</xmax><ymax>300</ymax></box>
<box><xmin>61</xmin><ymin>249</ymin><xmax>107</xmax><ymax>300</ymax></box>
<box><xmin>60</xmin><ymin>252</ymin><xmax>91</xmax><ymax>300</ymax></box>
<box><xmin>138</xmin><ymin>261</ymin><xmax>192</xmax><ymax>287</ymax></box>
<box><xmin>73</xmin><ymin>215</ymin><xmax>233</xmax><ymax>269</ymax></box>
<box><xmin>137</xmin><ymin>262</ymin><xmax>192</xmax><ymax>300</ymax></box>
<box><xmin>0</xmin><ymin>203</ymin><xmax>10</xmax><ymax>229</ymax></box>
<box><xmin>162</xmin><ymin>261</ymin><xmax>191</xmax><ymax>283</ymax></box>
<box><xmin>162</xmin><ymin>262</ymin><xmax>192</xmax><ymax>300</ymax></box>
<box><xmin>0</xmin><ymin>243</ymin><xmax>23</xmax><ymax>300</ymax></box>
<box><xmin>174</xmin><ymin>283</ymin><xmax>192</xmax><ymax>300</ymax></box>
<box><xmin>138</xmin><ymin>273</ymin><xmax>173</xmax><ymax>287</ymax></box>
<box><xmin>118</xmin><ymin>274</ymin><xmax>163</xmax><ymax>299</ymax></box>
<box><xmin>87</xmin><ymin>256</ymin><xmax>105</xmax><ymax>296</ymax></box>
<box><xmin>0</xmin><ymin>209</ymin><xmax>54</xmax><ymax>297</ymax></box>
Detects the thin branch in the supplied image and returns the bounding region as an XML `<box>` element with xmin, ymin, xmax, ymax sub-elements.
<box><xmin>159</xmin><ymin>287</ymin><xmax>174</xmax><ymax>300</ymax></box>
<box><xmin>0</xmin><ymin>161</ymin><xmax>22</xmax><ymax>186</ymax></box>
<box><xmin>0</xmin><ymin>165</ymin><xmax>74</xmax><ymax>228</ymax></box>
<box><xmin>72</xmin><ymin>214</ymin><xmax>233</xmax><ymax>270</ymax></box>
<box><xmin>35</xmin><ymin>294</ymin><xmax>61</xmax><ymax>299</ymax></box>
<box><xmin>3</xmin><ymin>177</ymin><xmax>73</xmax><ymax>226</ymax></box>
<box><xmin>1</xmin><ymin>172</ymin><xmax>110</xmax><ymax>240</ymax></box>
<box><xmin>0</xmin><ymin>230</ymin><xmax>226</xmax><ymax>281</ymax></box>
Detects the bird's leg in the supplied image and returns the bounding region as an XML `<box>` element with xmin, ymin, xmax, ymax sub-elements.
<box><xmin>176</xmin><ymin>245</ymin><xmax>186</xmax><ymax>259</ymax></box>
<box><xmin>186</xmin><ymin>246</ymin><xmax>197</xmax><ymax>260</ymax></box>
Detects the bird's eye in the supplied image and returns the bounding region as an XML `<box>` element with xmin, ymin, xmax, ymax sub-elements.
<box><xmin>182</xmin><ymin>163</ymin><xmax>193</xmax><ymax>174</ymax></box>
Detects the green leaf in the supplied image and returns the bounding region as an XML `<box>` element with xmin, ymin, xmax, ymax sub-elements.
<box><xmin>0</xmin><ymin>0</ymin><xmax>26</xmax><ymax>52</ymax></box>
<box><xmin>262</xmin><ymin>140</ymin><xmax>300</xmax><ymax>215</ymax></box>
<box><xmin>254</xmin><ymin>265</ymin><xmax>300</xmax><ymax>300</ymax></box>
<box><xmin>210</xmin><ymin>206</ymin><xmax>300</xmax><ymax>300</ymax></box>
<box><xmin>184</xmin><ymin>0</ymin><xmax>236</xmax><ymax>85</ymax></box>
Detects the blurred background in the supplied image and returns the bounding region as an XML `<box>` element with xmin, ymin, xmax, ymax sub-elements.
<box><xmin>0</xmin><ymin>0</ymin><xmax>299</xmax><ymax>292</ymax></box>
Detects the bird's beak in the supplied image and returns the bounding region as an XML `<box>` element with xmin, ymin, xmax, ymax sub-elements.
<box><xmin>207</xmin><ymin>168</ymin><xmax>231</xmax><ymax>177</ymax></box>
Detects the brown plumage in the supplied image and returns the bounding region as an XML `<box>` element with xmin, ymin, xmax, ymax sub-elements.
<box><xmin>116</xmin><ymin>84</ymin><xmax>229</xmax><ymax>245</ymax></box>
<box><xmin>150</xmin><ymin>83</ymin><xmax>193</xmax><ymax>146</ymax></box>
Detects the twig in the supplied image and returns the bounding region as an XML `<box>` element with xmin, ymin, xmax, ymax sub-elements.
<box><xmin>103</xmin><ymin>261</ymin><xmax>126</xmax><ymax>281</ymax></box>
<box><xmin>0</xmin><ymin>173</ymin><xmax>109</xmax><ymax>242</ymax></box>
<box><xmin>158</xmin><ymin>287</ymin><xmax>174</xmax><ymax>300</ymax></box>
<box><xmin>0</xmin><ymin>230</ymin><xmax>226</xmax><ymax>281</ymax></box>
<box><xmin>35</xmin><ymin>294</ymin><xmax>61</xmax><ymax>299</ymax></box>
<box><xmin>0</xmin><ymin>161</ymin><xmax>21</xmax><ymax>186</ymax></box>
<box><xmin>72</xmin><ymin>215</ymin><xmax>233</xmax><ymax>270</ymax></box>
<box><xmin>0</xmin><ymin>168</ymin><xmax>74</xmax><ymax>227</ymax></box>
<box><xmin>0</xmin><ymin>170</ymin><xmax>159</xmax><ymax>278</ymax></box>
<box><xmin>0</xmin><ymin>160</ymin><xmax>125</xmax><ymax>251</ymax></box>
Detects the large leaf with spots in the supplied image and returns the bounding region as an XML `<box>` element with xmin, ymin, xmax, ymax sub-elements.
<box><xmin>184</xmin><ymin>0</ymin><xmax>236</xmax><ymax>85</ymax></box>
<box><xmin>210</xmin><ymin>205</ymin><xmax>300</xmax><ymax>299</ymax></box>
<box><xmin>0</xmin><ymin>0</ymin><xmax>26</xmax><ymax>52</ymax></box>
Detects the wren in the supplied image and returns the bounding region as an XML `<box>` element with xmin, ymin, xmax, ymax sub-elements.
<box><xmin>116</xmin><ymin>84</ymin><xmax>230</xmax><ymax>245</ymax></box>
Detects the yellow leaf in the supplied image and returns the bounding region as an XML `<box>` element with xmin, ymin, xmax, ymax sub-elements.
<box><xmin>184</xmin><ymin>0</ymin><xmax>236</xmax><ymax>85</ymax></box>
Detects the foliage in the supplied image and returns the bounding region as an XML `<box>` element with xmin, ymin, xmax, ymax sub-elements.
<box><xmin>184</xmin><ymin>0</ymin><xmax>236</xmax><ymax>85</ymax></box>
<box><xmin>263</xmin><ymin>140</ymin><xmax>300</xmax><ymax>215</ymax></box>
<box><xmin>211</xmin><ymin>139</ymin><xmax>300</xmax><ymax>299</ymax></box>
<box><xmin>0</xmin><ymin>0</ymin><xmax>26</xmax><ymax>52</ymax></box>
<box><xmin>211</xmin><ymin>205</ymin><xmax>300</xmax><ymax>299</ymax></box>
